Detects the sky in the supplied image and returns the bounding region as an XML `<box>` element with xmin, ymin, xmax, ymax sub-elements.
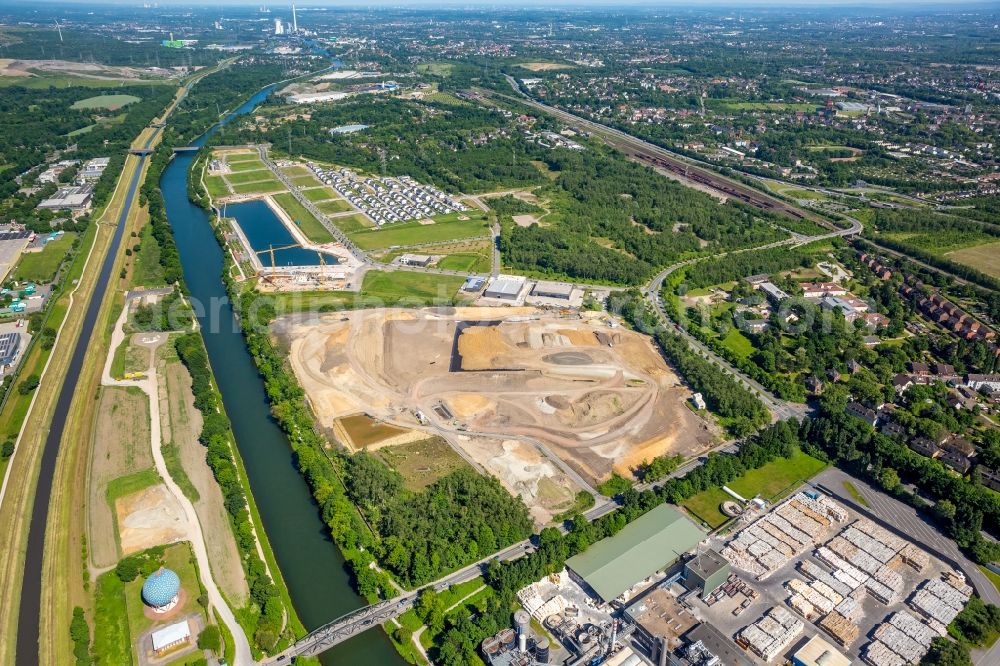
<box><xmin>15</xmin><ymin>0</ymin><xmax>1000</xmax><ymax>6</ymax></box>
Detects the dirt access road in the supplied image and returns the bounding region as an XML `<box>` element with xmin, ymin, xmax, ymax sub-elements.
<box><xmin>102</xmin><ymin>300</ymin><xmax>252</xmax><ymax>666</ymax></box>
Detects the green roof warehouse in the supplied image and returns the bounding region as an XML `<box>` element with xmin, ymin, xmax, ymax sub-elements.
<box><xmin>566</xmin><ymin>504</ymin><xmax>705</xmax><ymax>603</ymax></box>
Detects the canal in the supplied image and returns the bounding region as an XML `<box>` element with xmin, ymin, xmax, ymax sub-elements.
<box><xmin>161</xmin><ymin>86</ymin><xmax>405</xmax><ymax>664</ymax></box>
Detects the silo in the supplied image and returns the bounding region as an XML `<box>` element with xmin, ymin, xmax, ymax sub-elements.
<box><xmin>514</xmin><ymin>610</ymin><xmax>531</xmax><ymax>652</ymax></box>
<box><xmin>535</xmin><ymin>637</ymin><xmax>550</xmax><ymax>663</ymax></box>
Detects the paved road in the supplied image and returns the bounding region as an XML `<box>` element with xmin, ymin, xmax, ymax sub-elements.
<box><xmin>813</xmin><ymin>468</ymin><xmax>999</xmax><ymax>605</ymax></box>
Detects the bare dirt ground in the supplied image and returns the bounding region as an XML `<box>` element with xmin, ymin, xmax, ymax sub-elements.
<box><xmin>274</xmin><ymin>307</ymin><xmax>718</xmax><ymax>494</ymax></box>
<box><xmin>159</xmin><ymin>351</ymin><xmax>250</xmax><ymax>605</ymax></box>
<box><xmin>88</xmin><ymin>386</ymin><xmax>155</xmax><ymax>568</ymax></box>
<box><xmin>519</xmin><ymin>62</ymin><xmax>574</xmax><ymax>71</ymax></box>
<box><xmin>454</xmin><ymin>435</ymin><xmax>580</xmax><ymax>525</ymax></box>
<box><xmin>115</xmin><ymin>484</ymin><xmax>187</xmax><ymax>555</ymax></box>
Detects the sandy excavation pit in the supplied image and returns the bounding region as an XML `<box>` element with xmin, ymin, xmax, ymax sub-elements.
<box><xmin>273</xmin><ymin>307</ymin><xmax>718</xmax><ymax>491</ymax></box>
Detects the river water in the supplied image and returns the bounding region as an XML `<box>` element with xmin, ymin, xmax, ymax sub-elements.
<box><xmin>161</xmin><ymin>86</ymin><xmax>404</xmax><ymax>665</ymax></box>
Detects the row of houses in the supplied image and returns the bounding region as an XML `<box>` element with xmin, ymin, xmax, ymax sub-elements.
<box><xmin>859</xmin><ymin>251</ymin><xmax>996</xmax><ymax>345</ymax></box>
<box><xmin>847</xmin><ymin>400</ymin><xmax>980</xmax><ymax>474</ymax></box>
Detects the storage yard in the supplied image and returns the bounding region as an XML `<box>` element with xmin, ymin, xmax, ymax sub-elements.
<box><xmin>273</xmin><ymin>307</ymin><xmax>718</xmax><ymax>519</ymax></box>
<box><xmin>684</xmin><ymin>488</ymin><xmax>974</xmax><ymax>664</ymax></box>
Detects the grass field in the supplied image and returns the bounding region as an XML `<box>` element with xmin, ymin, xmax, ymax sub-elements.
<box><xmin>682</xmin><ymin>449</ymin><xmax>827</xmax><ymax>528</ymax></box>
<box><xmin>882</xmin><ymin>230</ymin><xmax>996</xmax><ymax>256</ymax></box>
<box><xmin>437</xmin><ymin>251</ymin><xmax>492</xmax><ymax>273</ymax></box>
<box><xmin>316</xmin><ymin>198</ymin><xmax>353</xmax><ymax>214</ymax></box>
<box><xmin>223</xmin><ymin>152</ymin><xmax>259</xmax><ymax>163</ymax></box>
<box><xmin>946</xmin><ymin>241</ymin><xmax>1000</xmax><ymax>279</ymax></box>
<box><xmin>784</xmin><ymin>189</ymin><xmax>828</xmax><ymax>200</ymax></box>
<box><xmin>290</xmin><ymin>174</ymin><xmax>321</xmax><ymax>188</ymax></box>
<box><xmin>280</xmin><ymin>166</ymin><xmax>313</xmax><ymax>177</ymax></box>
<box><xmin>332</xmin><ymin>213</ymin><xmax>374</xmax><ymax>233</ymax></box>
<box><xmin>271</xmin><ymin>192</ymin><xmax>334</xmax><ymax>244</ymax></box>
<box><xmin>94</xmin><ymin>543</ymin><xmax>203</xmax><ymax>664</ymax></box>
<box><xmin>231</xmin><ymin>180</ymin><xmax>286</xmax><ymax>195</ymax></box>
<box><xmin>204</xmin><ymin>174</ymin><xmax>229</xmax><ymax>198</ymax></box>
<box><xmin>720</xmin><ymin>328</ymin><xmax>754</xmax><ymax>359</ymax></box>
<box><xmin>224</xmin><ymin>169</ymin><xmax>279</xmax><ymax>185</ymax></box>
<box><xmin>131</xmin><ymin>216</ymin><xmax>165</xmax><ymax>287</ymax></box>
<box><xmin>361</xmin><ymin>271</ymin><xmax>466</xmax><ymax>303</ymax></box>
<box><xmin>70</xmin><ymin>94</ymin><xmax>141</xmax><ymax>110</ymax></box>
<box><xmin>347</xmin><ymin>217</ymin><xmax>491</xmax><ymax>250</ymax></box>
<box><xmin>375</xmin><ymin>436</ymin><xmax>470</xmax><ymax>491</ymax></box>
<box><xmin>11</xmin><ymin>232</ymin><xmax>76</xmax><ymax>283</ymax></box>
<box><xmin>105</xmin><ymin>468</ymin><xmax>161</xmax><ymax>506</ymax></box>
<box><xmin>264</xmin><ymin>270</ymin><xmax>468</xmax><ymax>312</ymax></box>
<box><xmin>416</xmin><ymin>62</ymin><xmax>455</xmax><ymax>76</ymax></box>
<box><xmin>226</xmin><ymin>159</ymin><xmax>267</xmax><ymax>172</ymax></box>
<box><xmin>302</xmin><ymin>186</ymin><xmax>339</xmax><ymax>203</ymax></box>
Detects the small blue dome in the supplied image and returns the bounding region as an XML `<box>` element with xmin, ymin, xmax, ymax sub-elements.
<box><xmin>142</xmin><ymin>568</ymin><xmax>181</xmax><ymax>608</ymax></box>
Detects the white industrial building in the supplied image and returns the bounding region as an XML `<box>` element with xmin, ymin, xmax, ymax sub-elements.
<box><xmin>483</xmin><ymin>275</ymin><xmax>528</xmax><ymax>302</ymax></box>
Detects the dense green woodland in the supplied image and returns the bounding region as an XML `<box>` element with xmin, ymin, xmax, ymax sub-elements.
<box><xmin>608</xmin><ymin>290</ymin><xmax>769</xmax><ymax>434</ymax></box>
<box><xmin>346</xmin><ymin>455</ymin><xmax>533</xmax><ymax>587</ymax></box>
<box><xmin>173</xmin><ymin>61</ymin><xmax>298</xmax><ymax>143</ymax></box>
<box><xmin>0</xmin><ymin>27</ymin><xmax>221</xmax><ymax>68</ymax></box>
<box><xmin>174</xmin><ymin>331</ymin><xmax>287</xmax><ymax>651</ymax></box>
<box><xmin>501</xmin><ymin>148</ymin><xmax>786</xmax><ymax>284</ymax></box>
<box><xmin>0</xmin><ymin>84</ymin><xmax>173</xmax><ymax>227</ymax></box>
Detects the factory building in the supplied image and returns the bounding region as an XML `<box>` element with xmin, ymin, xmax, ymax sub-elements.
<box><xmin>531</xmin><ymin>281</ymin><xmax>575</xmax><ymax>300</ymax></box>
<box><xmin>565</xmin><ymin>505</ymin><xmax>704</xmax><ymax>603</ymax></box>
<box><xmin>0</xmin><ymin>332</ymin><xmax>22</xmax><ymax>369</ymax></box>
<box><xmin>398</xmin><ymin>253</ymin><xmax>433</xmax><ymax>267</ymax></box>
<box><xmin>150</xmin><ymin>620</ymin><xmax>192</xmax><ymax>656</ymax></box>
<box><xmin>38</xmin><ymin>184</ymin><xmax>94</xmax><ymax>211</ymax></box>
<box><xmin>482</xmin><ymin>610</ymin><xmax>550</xmax><ymax>665</ymax></box>
<box><xmin>682</xmin><ymin>547</ymin><xmax>731</xmax><ymax>598</ymax></box>
<box><xmin>484</xmin><ymin>275</ymin><xmax>528</xmax><ymax>302</ymax></box>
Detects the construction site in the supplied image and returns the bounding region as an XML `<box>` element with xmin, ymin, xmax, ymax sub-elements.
<box><xmin>272</xmin><ymin>306</ymin><xmax>718</xmax><ymax>523</ymax></box>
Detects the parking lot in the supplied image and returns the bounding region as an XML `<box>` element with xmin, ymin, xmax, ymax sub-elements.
<box><xmin>309</xmin><ymin>166</ymin><xmax>469</xmax><ymax>226</ymax></box>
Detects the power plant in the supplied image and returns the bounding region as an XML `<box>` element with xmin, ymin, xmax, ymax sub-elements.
<box><xmin>481</xmin><ymin>611</ymin><xmax>551</xmax><ymax>666</ymax></box>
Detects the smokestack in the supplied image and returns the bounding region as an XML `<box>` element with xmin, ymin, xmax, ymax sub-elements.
<box><xmin>292</xmin><ymin>4</ymin><xmax>298</xmax><ymax>33</ymax></box>
<box><xmin>514</xmin><ymin>610</ymin><xmax>530</xmax><ymax>653</ymax></box>
<box><xmin>659</xmin><ymin>637</ymin><xmax>669</xmax><ymax>666</ymax></box>
<box><xmin>610</xmin><ymin>621</ymin><xmax>618</xmax><ymax>653</ymax></box>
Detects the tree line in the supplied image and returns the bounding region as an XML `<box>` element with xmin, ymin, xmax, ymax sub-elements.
<box><xmin>608</xmin><ymin>289</ymin><xmax>769</xmax><ymax>434</ymax></box>
<box><xmin>174</xmin><ymin>332</ymin><xmax>286</xmax><ymax>651</ymax></box>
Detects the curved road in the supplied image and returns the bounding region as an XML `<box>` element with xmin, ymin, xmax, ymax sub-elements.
<box><xmin>102</xmin><ymin>303</ymin><xmax>253</xmax><ymax>665</ymax></box>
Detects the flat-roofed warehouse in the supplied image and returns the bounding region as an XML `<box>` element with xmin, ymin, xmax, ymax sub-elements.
<box><xmin>566</xmin><ymin>504</ymin><xmax>705</xmax><ymax>603</ymax></box>
<box><xmin>483</xmin><ymin>275</ymin><xmax>526</xmax><ymax>301</ymax></box>
<box><xmin>531</xmin><ymin>280</ymin><xmax>575</xmax><ymax>300</ymax></box>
